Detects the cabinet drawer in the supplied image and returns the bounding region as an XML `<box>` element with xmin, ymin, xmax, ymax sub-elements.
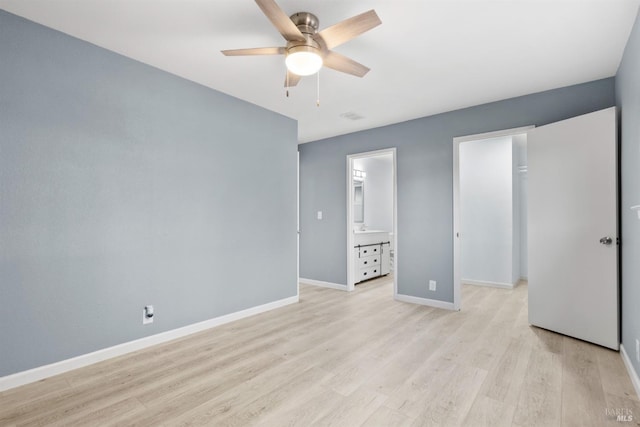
<box><xmin>358</xmin><ymin>255</ymin><xmax>380</xmax><ymax>269</ymax></box>
<box><xmin>357</xmin><ymin>265</ymin><xmax>381</xmax><ymax>282</ymax></box>
<box><xmin>358</xmin><ymin>245</ymin><xmax>381</xmax><ymax>257</ymax></box>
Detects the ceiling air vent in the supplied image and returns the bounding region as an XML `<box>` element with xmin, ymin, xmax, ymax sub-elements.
<box><xmin>340</xmin><ymin>111</ymin><xmax>364</xmax><ymax>121</ymax></box>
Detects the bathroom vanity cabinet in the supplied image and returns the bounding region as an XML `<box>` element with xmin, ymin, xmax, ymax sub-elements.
<box><xmin>354</xmin><ymin>231</ymin><xmax>391</xmax><ymax>284</ymax></box>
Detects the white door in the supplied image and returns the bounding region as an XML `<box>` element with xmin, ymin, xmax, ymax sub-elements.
<box><xmin>528</xmin><ymin>107</ymin><xmax>618</xmax><ymax>350</ymax></box>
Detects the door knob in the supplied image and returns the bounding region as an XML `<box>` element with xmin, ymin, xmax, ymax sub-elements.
<box><xmin>599</xmin><ymin>236</ymin><xmax>613</xmax><ymax>245</ymax></box>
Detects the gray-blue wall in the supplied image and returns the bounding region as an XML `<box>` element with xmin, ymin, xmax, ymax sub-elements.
<box><xmin>0</xmin><ymin>10</ymin><xmax>298</xmax><ymax>377</ymax></box>
<box><xmin>299</xmin><ymin>79</ymin><xmax>615</xmax><ymax>302</ymax></box>
<box><xmin>616</xmin><ymin>7</ymin><xmax>640</xmax><ymax>383</ymax></box>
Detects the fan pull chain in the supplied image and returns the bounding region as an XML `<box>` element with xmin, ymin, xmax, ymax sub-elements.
<box><xmin>316</xmin><ymin>70</ymin><xmax>320</xmax><ymax>107</ymax></box>
<box><xmin>286</xmin><ymin>71</ymin><xmax>289</xmax><ymax>98</ymax></box>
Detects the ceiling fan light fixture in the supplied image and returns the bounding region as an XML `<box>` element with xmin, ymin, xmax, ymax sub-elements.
<box><xmin>285</xmin><ymin>45</ymin><xmax>323</xmax><ymax>76</ymax></box>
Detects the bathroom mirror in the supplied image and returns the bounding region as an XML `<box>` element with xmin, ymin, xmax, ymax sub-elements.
<box><xmin>354</xmin><ymin>180</ymin><xmax>364</xmax><ymax>223</ymax></box>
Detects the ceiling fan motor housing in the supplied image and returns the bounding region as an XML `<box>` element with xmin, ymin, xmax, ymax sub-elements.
<box><xmin>286</xmin><ymin>12</ymin><xmax>323</xmax><ymax>57</ymax></box>
<box><xmin>290</xmin><ymin>12</ymin><xmax>319</xmax><ymax>35</ymax></box>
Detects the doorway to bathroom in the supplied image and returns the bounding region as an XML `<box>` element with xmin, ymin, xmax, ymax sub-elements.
<box><xmin>346</xmin><ymin>148</ymin><xmax>397</xmax><ymax>295</ymax></box>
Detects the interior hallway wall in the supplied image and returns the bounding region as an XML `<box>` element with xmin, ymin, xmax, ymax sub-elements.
<box><xmin>460</xmin><ymin>136</ymin><xmax>515</xmax><ymax>285</ymax></box>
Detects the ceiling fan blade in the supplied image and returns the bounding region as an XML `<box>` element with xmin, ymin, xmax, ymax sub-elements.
<box><xmin>255</xmin><ymin>0</ymin><xmax>305</xmax><ymax>42</ymax></box>
<box><xmin>221</xmin><ymin>47</ymin><xmax>286</xmax><ymax>56</ymax></box>
<box><xmin>285</xmin><ymin>70</ymin><xmax>302</xmax><ymax>87</ymax></box>
<box><xmin>323</xmin><ymin>51</ymin><xmax>370</xmax><ymax>77</ymax></box>
<box><xmin>315</xmin><ymin>10</ymin><xmax>381</xmax><ymax>50</ymax></box>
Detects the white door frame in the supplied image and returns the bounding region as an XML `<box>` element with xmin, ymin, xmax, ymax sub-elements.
<box><xmin>452</xmin><ymin>126</ymin><xmax>533</xmax><ymax>310</ymax></box>
<box><xmin>346</xmin><ymin>148</ymin><xmax>398</xmax><ymax>295</ymax></box>
<box><xmin>297</xmin><ymin>150</ymin><xmax>300</xmax><ymax>299</ymax></box>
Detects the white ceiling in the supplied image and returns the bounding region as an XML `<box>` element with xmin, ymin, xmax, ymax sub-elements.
<box><xmin>1</xmin><ymin>0</ymin><xmax>638</xmax><ymax>143</ymax></box>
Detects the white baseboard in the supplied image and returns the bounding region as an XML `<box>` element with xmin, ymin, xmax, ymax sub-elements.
<box><xmin>462</xmin><ymin>278</ymin><xmax>517</xmax><ymax>289</ymax></box>
<box><xmin>620</xmin><ymin>344</ymin><xmax>640</xmax><ymax>399</ymax></box>
<box><xmin>395</xmin><ymin>293</ymin><xmax>456</xmax><ymax>310</ymax></box>
<box><xmin>299</xmin><ymin>278</ymin><xmax>348</xmax><ymax>291</ymax></box>
<box><xmin>0</xmin><ymin>295</ymin><xmax>299</xmax><ymax>392</ymax></box>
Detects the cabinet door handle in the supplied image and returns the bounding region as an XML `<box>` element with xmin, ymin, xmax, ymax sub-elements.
<box><xmin>374</xmin><ymin>259</ymin><xmax>377</xmax><ymax>263</ymax></box>
<box><xmin>364</xmin><ymin>261</ymin><xmax>368</xmax><ymax>265</ymax></box>
<box><xmin>374</xmin><ymin>269</ymin><xmax>377</xmax><ymax>273</ymax></box>
<box><xmin>363</xmin><ymin>272</ymin><xmax>367</xmax><ymax>276</ymax></box>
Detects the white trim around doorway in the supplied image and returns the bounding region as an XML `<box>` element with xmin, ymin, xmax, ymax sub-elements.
<box><xmin>452</xmin><ymin>126</ymin><xmax>534</xmax><ymax>311</ymax></box>
<box><xmin>346</xmin><ymin>148</ymin><xmax>398</xmax><ymax>297</ymax></box>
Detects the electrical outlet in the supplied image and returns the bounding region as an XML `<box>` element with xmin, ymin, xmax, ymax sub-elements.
<box><xmin>429</xmin><ymin>280</ymin><xmax>436</xmax><ymax>291</ymax></box>
<box><xmin>636</xmin><ymin>338</ymin><xmax>639</xmax><ymax>363</ymax></box>
<box><xmin>317</xmin><ymin>211</ymin><xmax>323</xmax><ymax>220</ymax></box>
<box><xmin>143</xmin><ymin>305</ymin><xmax>154</xmax><ymax>325</ymax></box>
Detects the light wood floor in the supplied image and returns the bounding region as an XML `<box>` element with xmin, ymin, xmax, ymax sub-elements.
<box><xmin>1</xmin><ymin>278</ymin><xmax>639</xmax><ymax>426</ymax></box>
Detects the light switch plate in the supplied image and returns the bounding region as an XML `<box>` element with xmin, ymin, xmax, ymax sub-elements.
<box><xmin>317</xmin><ymin>211</ymin><xmax>323</xmax><ymax>220</ymax></box>
<box><xmin>429</xmin><ymin>280</ymin><xmax>436</xmax><ymax>291</ymax></box>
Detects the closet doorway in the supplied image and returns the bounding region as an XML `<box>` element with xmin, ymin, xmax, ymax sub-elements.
<box><xmin>453</xmin><ymin>126</ymin><xmax>532</xmax><ymax>310</ymax></box>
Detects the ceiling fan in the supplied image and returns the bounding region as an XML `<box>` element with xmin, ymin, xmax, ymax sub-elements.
<box><xmin>221</xmin><ymin>0</ymin><xmax>381</xmax><ymax>88</ymax></box>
